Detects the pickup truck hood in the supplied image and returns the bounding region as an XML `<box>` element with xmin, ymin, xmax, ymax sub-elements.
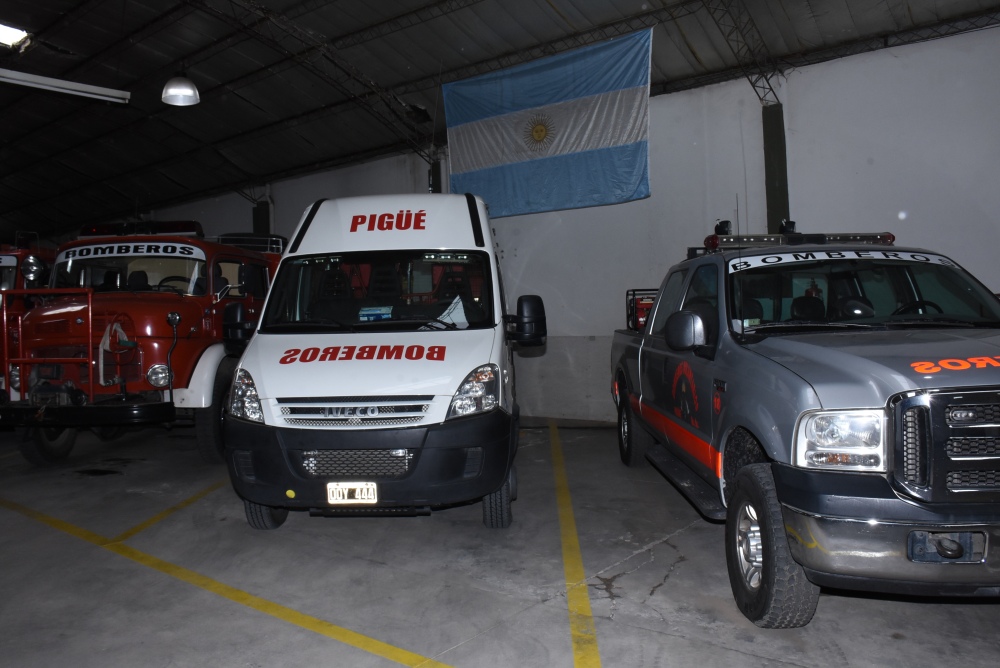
<box><xmin>746</xmin><ymin>329</ymin><xmax>1000</xmax><ymax>408</ymax></box>
<box><xmin>241</xmin><ymin>328</ymin><xmax>500</xmax><ymax>399</ymax></box>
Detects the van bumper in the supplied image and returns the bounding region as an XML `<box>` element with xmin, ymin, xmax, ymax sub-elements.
<box><xmin>223</xmin><ymin>408</ymin><xmax>518</xmax><ymax>512</ymax></box>
<box><xmin>773</xmin><ymin>464</ymin><xmax>1000</xmax><ymax>596</ymax></box>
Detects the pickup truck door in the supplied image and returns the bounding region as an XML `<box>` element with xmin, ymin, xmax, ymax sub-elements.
<box><xmin>639</xmin><ymin>263</ymin><xmax>720</xmax><ymax>482</ymax></box>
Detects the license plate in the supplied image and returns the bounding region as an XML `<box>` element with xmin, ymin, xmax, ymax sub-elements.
<box><xmin>327</xmin><ymin>482</ymin><xmax>378</xmax><ymax>505</ymax></box>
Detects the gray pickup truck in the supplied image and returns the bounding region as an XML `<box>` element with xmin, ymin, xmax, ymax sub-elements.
<box><xmin>610</xmin><ymin>227</ymin><xmax>1000</xmax><ymax>628</ymax></box>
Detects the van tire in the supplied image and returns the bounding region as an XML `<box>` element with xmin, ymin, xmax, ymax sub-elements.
<box><xmin>244</xmin><ymin>499</ymin><xmax>288</xmax><ymax>530</ymax></box>
<box><xmin>196</xmin><ymin>359</ymin><xmax>236</xmax><ymax>464</ymax></box>
<box><xmin>725</xmin><ymin>464</ymin><xmax>819</xmax><ymax>628</ymax></box>
<box><xmin>21</xmin><ymin>427</ymin><xmax>77</xmax><ymax>466</ymax></box>
<box><xmin>482</xmin><ymin>468</ymin><xmax>513</xmax><ymax>528</ymax></box>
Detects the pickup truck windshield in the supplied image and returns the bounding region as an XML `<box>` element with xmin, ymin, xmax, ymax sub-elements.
<box><xmin>261</xmin><ymin>250</ymin><xmax>494</xmax><ymax>333</ymax></box>
<box><xmin>730</xmin><ymin>256</ymin><xmax>1000</xmax><ymax>329</ymax></box>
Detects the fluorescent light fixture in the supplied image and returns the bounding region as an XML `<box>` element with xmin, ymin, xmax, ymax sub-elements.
<box><xmin>161</xmin><ymin>74</ymin><xmax>200</xmax><ymax>106</ymax></box>
<box><xmin>0</xmin><ymin>24</ymin><xmax>27</xmax><ymax>47</ymax></box>
<box><xmin>0</xmin><ymin>67</ymin><xmax>130</xmax><ymax>103</ymax></box>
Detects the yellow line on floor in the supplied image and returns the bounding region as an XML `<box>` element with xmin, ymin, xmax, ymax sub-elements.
<box><xmin>0</xmin><ymin>495</ymin><xmax>452</xmax><ymax>668</ymax></box>
<box><xmin>549</xmin><ymin>421</ymin><xmax>601</xmax><ymax>668</ymax></box>
<box><xmin>112</xmin><ymin>480</ymin><xmax>227</xmax><ymax>542</ymax></box>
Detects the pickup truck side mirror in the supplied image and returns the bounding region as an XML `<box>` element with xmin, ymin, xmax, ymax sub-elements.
<box><xmin>505</xmin><ymin>295</ymin><xmax>547</xmax><ymax>347</ymax></box>
<box><xmin>222</xmin><ymin>301</ymin><xmax>255</xmax><ymax>355</ymax></box>
<box><xmin>665</xmin><ymin>310</ymin><xmax>707</xmax><ymax>351</ymax></box>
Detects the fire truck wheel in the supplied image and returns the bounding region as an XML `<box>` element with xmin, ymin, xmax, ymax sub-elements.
<box><xmin>617</xmin><ymin>396</ymin><xmax>648</xmax><ymax>467</ymax></box>
<box><xmin>196</xmin><ymin>360</ymin><xmax>236</xmax><ymax>464</ymax></box>
<box><xmin>482</xmin><ymin>468</ymin><xmax>513</xmax><ymax>528</ymax></box>
<box><xmin>244</xmin><ymin>499</ymin><xmax>288</xmax><ymax>530</ymax></box>
<box><xmin>21</xmin><ymin>427</ymin><xmax>77</xmax><ymax>466</ymax></box>
<box><xmin>725</xmin><ymin>464</ymin><xmax>819</xmax><ymax>629</ymax></box>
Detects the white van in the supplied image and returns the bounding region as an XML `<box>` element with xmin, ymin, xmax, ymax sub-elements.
<box><xmin>223</xmin><ymin>193</ymin><xmax>546</xmax><ymax>529</ymax></box>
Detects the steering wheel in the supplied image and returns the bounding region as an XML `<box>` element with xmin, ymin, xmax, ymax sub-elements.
<box><xmin>157</xmin><ymin>275</ymin><xmax>189</xmax><ymax>295</ymax></box>
<box><xmin>892</xmin><ymin>300</ymin><xmax>943</xmax><ymax>315</ymax></box>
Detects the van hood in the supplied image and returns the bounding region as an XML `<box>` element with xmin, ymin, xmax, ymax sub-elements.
<box><xmin>241</xmin><ymin>328</ymin><xmax>501</xmax><ymax>399</ymax></box>
<box><xmin>745</xmin><ymin>328</ymin><xmax>1000</xmax><ymax>408</ymax></box>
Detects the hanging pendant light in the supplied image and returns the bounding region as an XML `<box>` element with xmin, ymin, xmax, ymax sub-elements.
<box><xmin>162</xmin><ymin>73</ymin><xmax>200</xmax><ymax>106</ymax></box>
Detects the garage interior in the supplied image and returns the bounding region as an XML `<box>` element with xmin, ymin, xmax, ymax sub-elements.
<box><xmin>2</xmin><ymin>1</ymin><xmax>1000</xmax><ymax>666</ymax></box>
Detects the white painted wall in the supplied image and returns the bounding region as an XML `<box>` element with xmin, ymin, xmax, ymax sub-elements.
<box><xmin>780</xmin><ymin>28</ymin><xmax>1000</xmax><ymax>288</ymax></box>
<box><xmin>153</xmin><ymin>26</ymin><xmax>1000</xmax><ymax>423</ymax></box>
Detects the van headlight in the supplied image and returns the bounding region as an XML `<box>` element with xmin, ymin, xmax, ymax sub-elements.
<box><xmin>447</xmin><ymin>364</ymin><xmax>499</xmax><ymax>419</ymax></box>
<box><xmin>228</xmin><ymin>368</ymin><xmax>264</xmax><ymax>423</ymax></box>
<box><xmin>794</xmin><ymin>409</ymin><xmax>886</xmax><ymax>472</ymax></box>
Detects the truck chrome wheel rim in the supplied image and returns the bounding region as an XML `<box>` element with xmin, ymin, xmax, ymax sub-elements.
<box><xmin>735</xmin><ymin>502</ymin><xmax>763</xmax><ymax>590</ymax></box>
<box><xmin>619</xmin><ymin>406</ymin><xmax>629</xmax><ymax>447</ymax></box>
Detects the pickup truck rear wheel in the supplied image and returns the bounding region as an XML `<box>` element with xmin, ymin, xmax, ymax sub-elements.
<box><xmin>21</xmin><ymin>427</ymin><xmax>77</xmax><ymax>466</ymax></box>
<box><xmin>725</xmin><ymin>464</ymin><xmax>819</xmax><ymax>628</ymax></box>
<box><xmin>617</xmin><ymin>398</ymin><xmax>647</xmax><ymax>467</ymax></box>
<box><xmin>482</xmin><ymin>467</ymin><xmax>514</xmax><ymax>528</ymax></box>
<box><xmin>244</xmin><ymin>499</ymin><xmax>288</xmax><ymax>530</ymax></box>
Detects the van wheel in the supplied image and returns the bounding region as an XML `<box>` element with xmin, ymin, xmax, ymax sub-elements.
<box><xmin>196</xmin><ymin>360</ymin><xmax>235</xmax><ymax>464</ymax></box>
<box><xmin>617</xmin><ymin>397</ymin><xmax>647</xmax><ymax>467</ymax></box>
<box><xmin>482</xmin><ymin>468</ymin><xmax>513</xmax><ymax>528</ymax></box>
<box><xmin>725</xmin><ymin>464</ymin><xmax>819</xmax><ymax>628</ymax></box>
<box><xmin>21</xmin><ymin>427</ymin><xmax>77</xmax><ymax>466</ymax></box>
<box><xmin>244</xmin><ymin>499</ymin><xmax>288</xmax><ymax>530</ymax></box>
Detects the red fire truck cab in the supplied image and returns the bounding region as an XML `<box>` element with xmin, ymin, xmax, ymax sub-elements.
<box><xmin>0</xmin><ymin>221</ymin><xmax>282</xmax><ymax>466</ymax></box>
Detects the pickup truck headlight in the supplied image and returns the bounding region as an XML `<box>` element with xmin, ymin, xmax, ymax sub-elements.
<box><xmin>447</xmin><ymin>364</ymin><xmax>499</xmax><ymax>419</ymax></box>
<box><xmin>228</xmin><ymin>368</ymin><xmax>263</xmax><ymax>423</ymax></box>
<box><xmin>794</xmin><ymin>409</ymin><xmax>886</xmax><ymax>472</ymax></box>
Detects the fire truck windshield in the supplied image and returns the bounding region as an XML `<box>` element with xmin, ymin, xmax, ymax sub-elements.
<box><xmin>52</xmin><ymin>254</ymin><xmax>208</xmax><ymax>295</ymax></box>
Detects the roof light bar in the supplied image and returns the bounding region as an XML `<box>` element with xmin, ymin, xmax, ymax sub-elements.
<box><xmin>78</xmin><ymin>221</ymin><xmax>204</xmax><ymax>238</ymax></box>
<box><xmin>703</xmin><ymin>231</ymin><xmax>895</xmax><ymax>252</ymax></box>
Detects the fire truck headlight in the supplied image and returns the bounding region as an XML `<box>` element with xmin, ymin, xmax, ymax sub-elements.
<box><xmin>9</xmin><ymin>365</ymin><xmax>20</xmax><ymax>391</ymax></box>
<box><xmin>794</xmin><ymin>409</ymin><xmax>886</xmax><ymax>472</ymax></box>
<box><xmin>146</xmin><ymin>364</ymin><xmax>173</xmax><ymax>388</ymax></box>
<box><xmin>447</xmin><ymin>364</ymin><xmax>499</xmax><ymax>420</ymax></box>
<box><xmin>229</xmin><ymin>368</ymin><xmax>263</xmax><ymax>423</ymax></box>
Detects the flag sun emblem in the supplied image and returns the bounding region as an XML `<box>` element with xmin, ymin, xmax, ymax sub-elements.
<box><xmin>523</xmin><ymin>114</ymin><xmax>556</xmax><ymax>151</ymax></box>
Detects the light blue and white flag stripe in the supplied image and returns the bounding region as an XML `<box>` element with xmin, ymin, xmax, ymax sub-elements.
<box><xmin>443</xmin><ymin>29</ymin><xmax>652</xmax><ymax>218</ymax></box>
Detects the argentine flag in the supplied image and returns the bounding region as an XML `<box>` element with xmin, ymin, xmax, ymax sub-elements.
<box><xmin>443</xmin><ymin>29</ymin><xmax>651</xmax><ymax>218</ymax></box>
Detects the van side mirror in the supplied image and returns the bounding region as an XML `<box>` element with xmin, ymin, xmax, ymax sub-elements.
<box><xmin>506</xmin><ymin>295</ymin><xmax>546</xmax><ymax>347</ymax></box>
<box><xmin>222</xmin><ymin>301</ymin><xmax>255</xmax><ymax>355</ymax></box>
<box><xmin>665</xmin><ymin>310</ymin><xmax>706</xmax><ymax>351</ymax></box>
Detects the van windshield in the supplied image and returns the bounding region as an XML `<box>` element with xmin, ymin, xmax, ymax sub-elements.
<box><xmin>730</xmin><ymin>256</ymin><xmax>1000</xmax><ymax>331</ymax></box>
<box><xmin>261</xmin><ymin>250</ymin><xmax>495</xmax><ymax>332</ymax></box>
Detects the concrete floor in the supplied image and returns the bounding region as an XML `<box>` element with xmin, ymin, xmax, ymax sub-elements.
<box><xmin>1</xmin><ymin>423</ymin><xmax>998</xmax><ymax>668</ymax></box>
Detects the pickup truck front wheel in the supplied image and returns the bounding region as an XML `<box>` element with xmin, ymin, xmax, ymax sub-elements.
<box><xmin>725</xmin><ymin>464</ymin><xmax>819</xmax><ymax>628</ymax></box>
<box><xmin>617</xmin><ymin>398</ymin><xmax>647</xmax><ymax>467</ymax></box>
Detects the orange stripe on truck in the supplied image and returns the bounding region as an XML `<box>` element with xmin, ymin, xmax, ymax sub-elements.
<box><xmin>631</xmin><ymin>395</ymin><xmax>721</xmax><ymax>479</ymax></box>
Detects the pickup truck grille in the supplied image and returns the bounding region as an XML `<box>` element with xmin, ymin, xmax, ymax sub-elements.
<box><xmin>276</xmin><ymin>395</ymin><xmax>432</xmax><ymax>428</ymax></box>
<box><xmin>896</xmin><ymin>389</ymin><xmax>1000</xmax><ymax>503</ymax></box>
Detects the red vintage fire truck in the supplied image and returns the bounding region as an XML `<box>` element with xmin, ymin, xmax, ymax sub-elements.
<box><xmin>1</xmin><ymin>234</ymin><xmax>57</xmax><ymax>403</ymax></box>
<box><xmin>0</xmin><ymin>221</ymin><xmax>282</xmax><ymax>466</ymax></box>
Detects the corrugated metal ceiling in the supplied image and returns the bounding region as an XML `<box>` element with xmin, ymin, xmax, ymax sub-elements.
<box><xmin>1</xmin><ymin>0</ymin><xmax>998</xmax><ymax>239</ymax></box>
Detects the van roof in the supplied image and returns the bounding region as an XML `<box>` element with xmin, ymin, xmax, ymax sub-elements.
<box><xmin>287</xmin><ymin>193</ymin><xmax>490</xmax><ymax>256</ymax></box>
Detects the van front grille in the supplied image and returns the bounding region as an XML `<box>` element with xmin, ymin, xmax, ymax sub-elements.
<box><xmin>277</xmin><ymin>395</ymin><xmax>432</xmax><ymax>429</ymax></box>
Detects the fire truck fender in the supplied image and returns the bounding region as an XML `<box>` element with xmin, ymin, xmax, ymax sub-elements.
<box><xmin>171</xmin><ymin>343</ymin><xmax>231</xmax><ymax>409</ymax></box>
